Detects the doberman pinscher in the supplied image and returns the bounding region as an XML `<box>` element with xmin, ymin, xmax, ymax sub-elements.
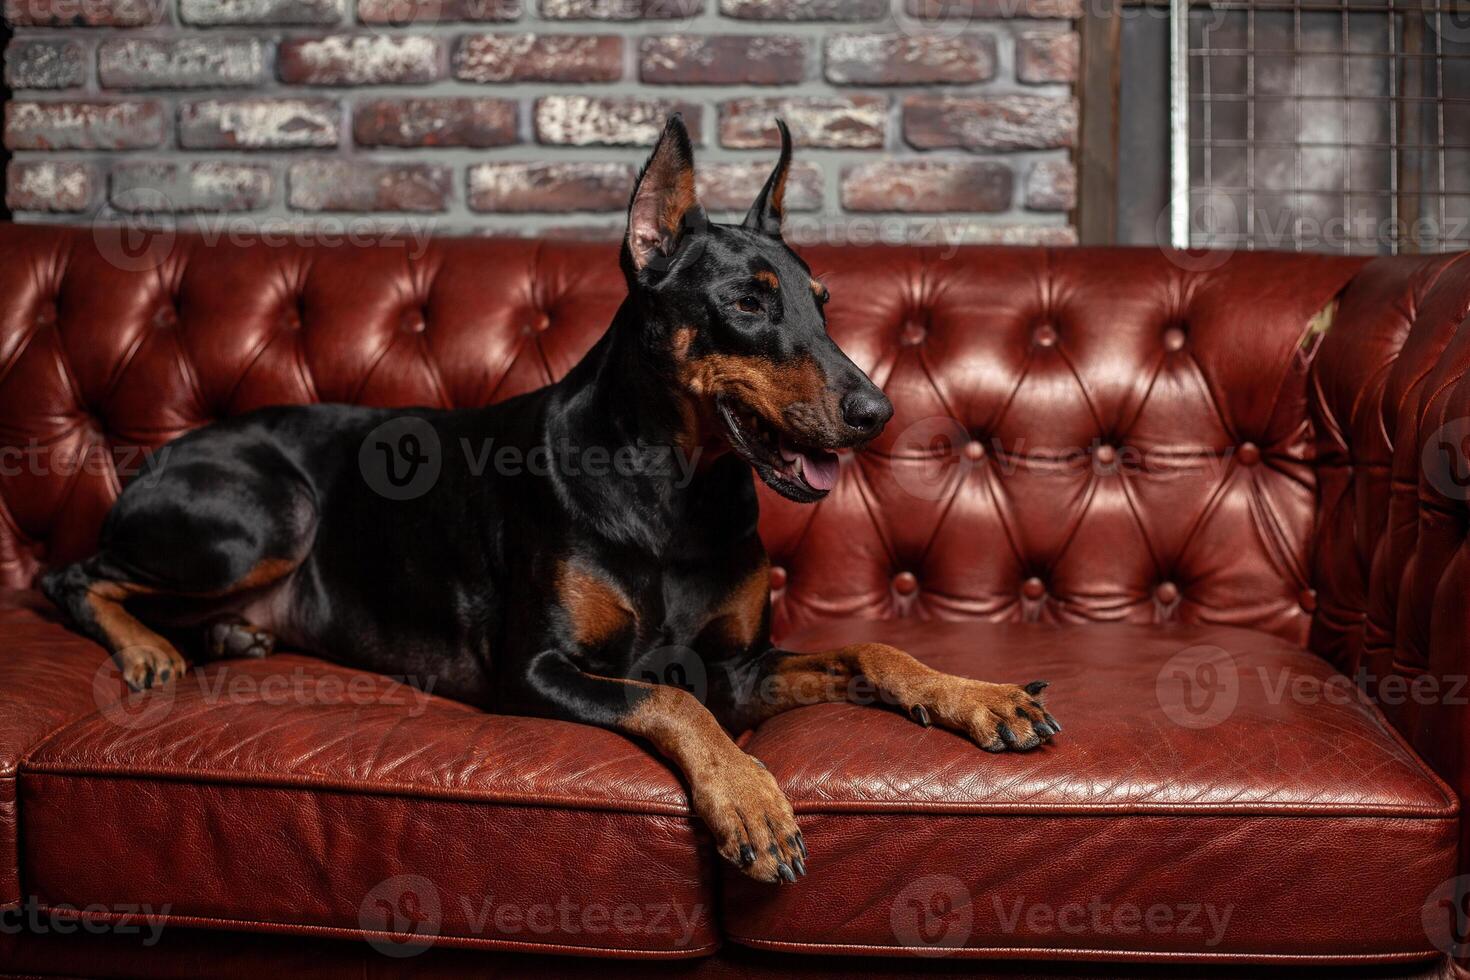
<box><xmin>41</xmin><ymin>116</ymin><xmax>1058</xmax><ymax>884</ymax></box>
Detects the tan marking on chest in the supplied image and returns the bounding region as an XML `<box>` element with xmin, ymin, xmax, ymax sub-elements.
<box><xmin>702</xmin><ymin>559</ymin><xmax>771</xmax><ymax>651</ymax></box>
<box><xmin>557</xmin><ymin>561</ymin><xmax>636</xmax><ymax>648</ymax></box>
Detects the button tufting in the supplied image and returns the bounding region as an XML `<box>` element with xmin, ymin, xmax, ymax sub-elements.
<box><xmin>769</xmin><ymin>566</ymin><xmax>787</xmax><ymax>591</ymax></box>
<box><xmin>532</xmin><ymin>312</ymin><xmax>552</xmax><ymax>333</ymax></box>
<box><xmin>1300</xmin><ymin>588</ymin><xmax>1317</xmax><ymax>612</ymax></box>
<box><xmin>893</xmin><ymin>571</ymin><xmax>918</xmax><ymax>596</ymax></box>
<box><xmin>1163</xmin><ymin>325</ymin><xmax>1187</xmax><ymax>351</ymax></box>
<box><xmin>900</xmin><ymin>319</ymin><xmax>927</xmax><ymax>346</ymax></box>
<box><xmin>1237</xmin><ymin>442</ymin><xmax>1261</xmax><ymax>466</ymax></box>
<box><xmin>1094</xmin><ymin>443</ymin><xmax>1117</xmax><ymax>466</ymax></box>
<box><xmin>400</xmin><ymin>309</ymin><xmax>426</xmax><ymax>334</ymax></box>
<box><xmin>1155</xmin><ymin>582</ymin><xmax>1180</xmax><ymax>604</ymax></box>
<box><xmin>1022</xmin><ymin>577</ymin><xmax>1046</xmax><ymax>600</ymax></box>
<box><xmin>152</xmin><ymin>306</ymin><xmax>177</xmax><ymax>329</ymax></box>
<box><xmin>1033</xmin><ymin>323</ymin><xmax>1058</xmax><ymax>348</ymax></box>
<box><xmin>281</xmin><ymin>308</ymin><xmax>301</xmax><ymax>330</ymax></box>
<box><xmin>964</xmin><ymin>438</ymin><xmax>986</xmax><ymax>461</ymax></box>
<box><xmin>36</xmin><ymin>301</ymin><xmax>57</xmax><ymax>325</ymax></box>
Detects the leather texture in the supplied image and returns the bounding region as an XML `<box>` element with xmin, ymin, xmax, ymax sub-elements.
<box><xmin>727</xmin><ymin>619</ymin><xmax>1457</xmax><ymax>961</ymax></box>
<box><xmin>20</xmin><ymin>644</ymin><xmax>716</xmax><ymax>957</ymax></box>
<box><xmin>0</xmin><ymin>223</ymin><xmax>1466</xmax><ymax>970</ymax></box>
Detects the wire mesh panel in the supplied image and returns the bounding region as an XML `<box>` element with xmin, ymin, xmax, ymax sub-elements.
<box><xmin>1178</xmin><ymin>0</ymin><xmax>1469</xmax><ymax>253</ymax></box>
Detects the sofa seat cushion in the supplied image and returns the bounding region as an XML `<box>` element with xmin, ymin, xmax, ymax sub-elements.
<box><xmin>725</xmin><ymin>621</ymin><xmax>1458</xmax><ymax>964</ymax></box>
<box><xmin>18</xmin><ymin>643</ymin><xmax>718</xmax><ymax>958</ymax></box>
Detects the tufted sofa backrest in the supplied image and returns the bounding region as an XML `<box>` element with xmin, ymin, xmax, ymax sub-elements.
<box><xmin>0</xmin><ymin>225</ymin><xmax>1365</xmax><ymax>648</ymax></box>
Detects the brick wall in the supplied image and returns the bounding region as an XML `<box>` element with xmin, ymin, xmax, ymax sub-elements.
<box><xmin>3</xmin><ymin>0</ymin><xmax>1079</xmax><ymax>244</ymax></box>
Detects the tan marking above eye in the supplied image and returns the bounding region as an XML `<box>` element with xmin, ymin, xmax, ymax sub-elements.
<box><xmin>671</xmin><ymin>326</ymin><xmax>695</xmax><ymax>358</ymax></box>
<box><xmin>754</xmin><ymin>270</ymin><xmax>779</xmax><ymax>289</ymax></box>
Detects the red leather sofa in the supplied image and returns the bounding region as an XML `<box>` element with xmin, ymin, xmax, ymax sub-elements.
<box><xmin>1</xmin><ymin>222</ymin><xmax>1469</xmax><ymax>978</ymax></box>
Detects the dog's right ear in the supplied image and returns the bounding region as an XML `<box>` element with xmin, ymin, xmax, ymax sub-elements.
<box><xmin>625</xmin><ymin>115</ymin><xmax>705</xmax><ymax>273</ymax></box>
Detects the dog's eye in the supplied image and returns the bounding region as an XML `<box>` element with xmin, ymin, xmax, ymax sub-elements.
<box><xmin>736</xmin><ymin>296</ymin><xmax>762</xmax><ymax>314</ymax></box>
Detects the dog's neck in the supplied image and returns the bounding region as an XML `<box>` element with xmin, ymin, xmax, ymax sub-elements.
<box><xmin>542</xmin><ymin>297</ymin><xmax>748</xmax><ymax>554</ymax></box>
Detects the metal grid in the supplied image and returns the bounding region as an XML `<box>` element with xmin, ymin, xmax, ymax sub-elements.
<box><xmin>1166</xmin><ymin>0</ymin><xmax>1470</xmax><ymax>254</ymax></box>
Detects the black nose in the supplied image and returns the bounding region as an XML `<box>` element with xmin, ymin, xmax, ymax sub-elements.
<box><xmin>841</xmin><ymin>388</ymin><xmax>893</xmax><ymax>436</ymax></box>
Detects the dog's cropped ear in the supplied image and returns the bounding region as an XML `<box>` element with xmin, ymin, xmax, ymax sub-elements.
<box><xmin>741</xmin><ymin>119</ymin><xmax>791</xmax><ymax>238</ymax></box>
<box><xmin>626</xmin><ymin>115</ymin><xmax>705</xmax><ymax>273</ymax></box>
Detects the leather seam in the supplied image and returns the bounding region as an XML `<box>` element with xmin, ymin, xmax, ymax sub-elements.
<box><xmin>778</xmin><ymin>802</ymin><xmax>1459</xmax><ymax>818</ymax></box>
<box><xmin>19</xmin><ymin>766</ymin><xmax>694</xmax><ymax>817</ymax></box>
<box><xmin>728</xmin><ymin>935</ymin><xmax>1441</xmax><ymax>963</ymax></box>
<box><xmin>27</xmin><ymin>903</ymin><xmax>720</xmax><ymax>960</ymax></box>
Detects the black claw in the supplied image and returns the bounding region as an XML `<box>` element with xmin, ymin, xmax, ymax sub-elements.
<box><xmin>750</xmin><ymin>757</ymin><xmax>766</xmax><ymax>769</ymax></box>
<box><xmin>1043</xmin><ymin>712</ymin><xmax>1062</xmax><ymax>733</ymax></box>
<box><xmin>158</xmin><ymin>667</ymin><xmax>172</xmax><ymax>684</ymax></box>
<box><xmin>996</xmin><ymin>721</ymin><xmax>1018</xmax><ymax>748</ymax></box>
<box><xmin>777</xmin><ymin>863</ymin><xmax>796</xmax><ymax>884</ymax></box>
<box><xmin>910</xmin><ymin>704</ymin><xmax>932</xmax><ymax>727</ymax></box>
<box><xmin>792</xmin><ymin>855</ymin><xmax>806</xmax><ymax>876</ymax></box>
<box><xmin>1024</xmin><ymin>680</ymin><xmax>1049</xmax><ymax>696</ymax></box>
<box><xmin>795</xmin><ymin>832</ymin><xmax>808</xmax><ymax>860</ymax></box>
<box><xmin>981</xmin><ymin>738</ymin><xmax>1007</xmax><ymax>753</ymax></box>
<box><xmin>739</xmin><ymin>844</ymin><xmax>756</xmax><ymax>867</ymax></box>
<box><xmin>1033</xmin><ymin>722</ymin><xmax>1054</xmax><ymax>738</ymax></box>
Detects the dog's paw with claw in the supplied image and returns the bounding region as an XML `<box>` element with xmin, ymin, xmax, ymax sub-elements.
<box><xmin>693</xmin><ymin>753</ymin><xmax>806</xmax><ymax>884</ymax></box>
<box><xmin>904</xmin><ymin>677</ymin><xmax>1060</xmax><ymax>752</ymax></box>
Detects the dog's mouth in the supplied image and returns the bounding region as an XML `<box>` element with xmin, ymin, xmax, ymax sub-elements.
<box><xmin>717</xmin><ymin>397</ymin><xmax>840</xmax><ymax>503</ymax></box>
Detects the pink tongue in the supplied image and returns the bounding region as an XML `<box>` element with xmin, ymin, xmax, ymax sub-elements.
<box><xmin>799</xmin><ymin>450</ymin><xmax>840</xmax><ymax>491</ymax></box>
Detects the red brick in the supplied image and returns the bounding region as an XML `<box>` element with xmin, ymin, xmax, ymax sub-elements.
<box><xmin>288</xmin><ymin>159</ymin><xmax>450</xmax><ymax>211</ymax></box>
<box><xmin>640</xmin><ymin>35</ymin><xmax>805</xmax><ymax>85</ymax></box>
<box><xmin>5</xmin><ymin>100</ymin><xmax>164</xmax><ymax>150</ymax></box>
<box><xmin>841</xmin><ymin>159</ymin><xmax>1011</xmax><ymax>212</ymax></box>
<box><xmin>720</xmin><ymin>0</ymin><xmax>883</xmax><ymax>19</ymax></box>
<box><xmin>180</xmin><ymin>0</ymin><xmax>343</xmax><ymax>24</ymax></box>
<box><xmin>720</xmin><ymin>96</ymin><xmax>886</xmax><ymax>149</ymax></box>
<box><xmin>454</xmin><ymin>34</ymin><xmax>621</xmax><ymax>83</ymax></box>
<box><xmin>903</xmin><ymin>94</ymin><xmax>1075</xmax><ymax>151</ymax></box>
<box><xmin>99</xmin><ymin>38</ymin><xmax>265</xmax><ymax>89</ymax></box>
<box><xmin>111</xmin><ymin>160</ymin><xmax>272</xmax><ymax>212</ymax></box>
<box><xmin>1025</xmin><ymin>159</ymin><xmax>1074</xmax><ymax>210</ymax></box>
<box><xmin>905</xmin><ymin>0</ymin><xmax>1080</xmax><ymax>17</ymax></box>
<box><xmin>1016</xmin><ymin>29</ymin><xmax>1078</xmax><ymax>84</ymax></box>
<box><xmin>4</xmin><ymin>0</ymin><xmax>162</xmax><ymax>26</ymax></box>
<box><xmin>538</xmin><ymin>0</ymin><xmax>701</xmax><ymax>19</ymax></box>
<box><xmin>534</xmin><ymin>96</ymin><xmax>702</xmax><ymax>146</ymax></box>
<box><xmin>179</xmin><ymin>98</ymin><xmax>339</xmax><ymax>149</ymax></box>
<box><xmin>467</xmin><ymin>161</ymin><xmax>635</xmax><ymax>212</ymax></box>
<box><xmin>824</xmin><ymin>33</ymin><xmax>994</xmax><ymax>85</ymax></box>
<box><xmin>354</xmin><ymin>97</ymin><xmax>516</xmax><ymax>147</ymax></box>
<box><xmin>698</xmin><ymin>160</ymin><xmax>822</xmax><ymax>212</ymax></box>
<box><xmin>279</xmin><ymin>35</ymin><xmax>442</xmax><ymax>85</ymax></box>
<box><xmin>5</xmin><ymin>39</ymin><xmax>86</xmax><ymax>90</ymax></box>
<box><xmin>358</xmin><ymin>0</ymin><xmax>518</xmax><ymax>22</ymax></box>
<box><xmin>6</xmin><ymin>160</ymin><xmax>93</xmax><ymax>211</ymax></box>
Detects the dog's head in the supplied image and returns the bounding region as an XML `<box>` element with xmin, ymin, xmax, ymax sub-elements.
<box><xmin>622</xmin><ymin>115</ymin><xmax>893</xmax><ymax>503</ymax></box>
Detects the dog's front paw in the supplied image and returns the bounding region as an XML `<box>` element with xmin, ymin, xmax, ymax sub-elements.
<box><xmin>906</xmin><ymin>677</ymin><xmax>1060</xmax><ymax>752</ymax></box>
<box><xmin>115</xmin><ymin>642</ymin><xmax>187</xmax><ymax>691</ymax></box>
<box><xmin>692</xmin><ymin>753</ymin><xmax>806</xmax><ymax>884</ymax></box>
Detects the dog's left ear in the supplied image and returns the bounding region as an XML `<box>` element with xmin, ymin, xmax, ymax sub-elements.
<box><xmin>626</xmin><ymin>114</ymin><xmax>706</xmax><ymax>272</ymax></box>
<box><xmin>741</xmin><ymin>119</ymin><xmax>792</xmax><ymax>238</ymax></box>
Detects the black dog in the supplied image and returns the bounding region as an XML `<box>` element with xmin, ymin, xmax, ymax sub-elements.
<box><xmin>42</xmin><ymin>116</ymin><xmax>1058</xmax><ymax>884</ymax></box>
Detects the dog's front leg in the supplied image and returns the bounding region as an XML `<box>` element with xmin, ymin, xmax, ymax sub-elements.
<box><xmin>520</xmin><ymin>650</ymin><xmax>806</xmax><ymax>883</ymax></box>
<box><xmin>735</xmin><ymin>644</ymin><xmax>1060</xmax><ymax>752</ymax></box>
